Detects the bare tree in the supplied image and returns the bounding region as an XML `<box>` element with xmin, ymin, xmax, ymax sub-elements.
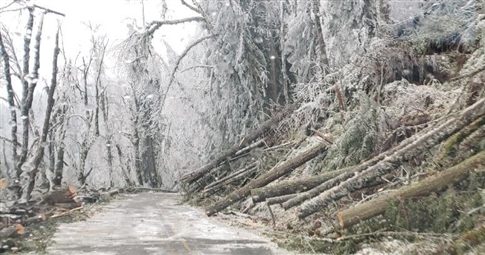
<box><xmin>21</xmin><ymin>28</ymin><xmax>61</xmax><ymax>201</ymax></box>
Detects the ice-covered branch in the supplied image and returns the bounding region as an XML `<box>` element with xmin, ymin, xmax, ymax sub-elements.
<box><xmin>160</xmin><ymin>34</ymin><xmax>217</xmax><ymax>110</ymax></box>
<box><xmin>146</xmin><ymin>17</ymin><xmax>204</xmax><ymax>35</ymax></box>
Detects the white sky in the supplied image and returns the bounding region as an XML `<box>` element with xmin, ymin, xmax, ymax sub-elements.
<box><xmin>1</xmin><ymin>0</ymin><xmax>197</xmax><ymax>60</ymax></box>
<box><xmin>34</xmin><ymin>0</ymin><xmax>197</xmax><ymax>54</ymax></box>
<box><xmin>0</xmin><ymin>0</ymin><xmax>197</xmax><ymax>126</ymax></box>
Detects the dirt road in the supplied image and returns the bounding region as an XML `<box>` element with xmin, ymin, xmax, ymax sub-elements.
<box><xmin>46</xmin><ymin>192</ymin><xmax>290</xmax><ymax>255</ymax></box>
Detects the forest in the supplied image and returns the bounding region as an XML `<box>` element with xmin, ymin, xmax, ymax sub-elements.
<box><xmin>1</xmin><ymin>0</ymin><xmax>485</xmax><ymax>254</ymax></box>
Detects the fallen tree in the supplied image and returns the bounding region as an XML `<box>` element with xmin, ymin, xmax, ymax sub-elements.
<box><xmin>337</xmin><ymin>150</ymin><xmax>485</xmax><ymax>229</ymax></box>
<box><xmin>251</xmin><ymin>165</ymin><xmax>355</xmax><ymax>203</ymax></box>
<box><xmin>202</xmin><ymin>163</ymin><xmax>257</xmax><ymax>196</ymax></box>
<box><xmin>296</xmin><ymin>97</ymin><xmax>485</xmax><ymax>219</ymax></box>
<box><xmin>205</xmin><ymin>142</ymin><xmax>327</xmax><ymax>216</ymax></box>
<box><xmin>266</xmin><ymin>194</ymin><xmax>297</xmax><ymax>206</ymax></box>
<box><xmin>180</xmin><ymin>103</ymin><xmax>298</xmax><ymax>184</ymax></box>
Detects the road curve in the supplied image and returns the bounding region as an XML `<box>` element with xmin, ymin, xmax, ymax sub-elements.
<box><xmin>46</xmin><ymin>192</ymin><xmax>290</xmax><ymax>255</ymax></box>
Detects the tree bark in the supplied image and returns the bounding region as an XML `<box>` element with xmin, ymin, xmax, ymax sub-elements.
<box><xmin>296</xmin><ymin>96</ymin><xmax>485</xmax><ymax>219</ymax></box>
<box><xmin>337</xmin><ymin>150</ymin><xmax>485</xmax><ymax>229</ymax></box>
<box><xmin>181</xmin><ymin>103</ymin><xmax>298</xmax><ymax>184</ymax></box>
<box><xmin>205</xmin><ymin>142</ymin><xmax>327</xmax><ymax>216</ymax></box>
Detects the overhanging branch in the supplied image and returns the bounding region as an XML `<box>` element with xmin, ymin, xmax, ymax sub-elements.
<box><xmin>146</xmin><ymin>17</ymin><xmax>204</xmax><ymax>35</ymax></box>
<box><xmin>33</xmin><ymin>4</ymin><xmax>65</xmax><ymax>17</ymax></box>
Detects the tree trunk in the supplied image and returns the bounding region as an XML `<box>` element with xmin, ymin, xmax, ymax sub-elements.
<box><xmin>312</xmin><ymin>0</ymin><xmax>329</xmax><ymax>70</ymax></box>
<box><xmin>267</xmin><ymin>194</ymin><xmax>297</xmax><ymax>206</ymax></box>
<box><xmin>337</xmin><ymin>150</ymin><xmax>485</xmax><ymax>229</ymax></box>
<box><xmin>100</xmin><ymin>90</ymin><xmax>114</xmax><ymax>187</ymax></box>
<box><xmin>53</xmin><ymin>106</ymin><xmax>68</xmax><ymax>187</ymax></box>
<box><xmin>17</xmin><ymin>8</ymin><xmax>34</xmax><ymax>173</ymax></box>
<box><xmin>280</xmin><ymin>1</ymin><xmax>289</xmax><ymax>103</ymax></box>
<box><xmin>130</xmin><ymin>84</ymin><xmax>144</xmax><ymax>186</ymax></box>
<box><xmin>251</xmin><ymin>165</ymin><xmax>354</xmax><ymax>203</ymax></box>
<box><xmin>297</xmin><ymin>96</ymin><xmax>485</xmax><ymax>219</ymax></box>
<box><xmin>115</xmin><ymin>144</ymin><xmax>133</xmax><ymax>186</ymax></box>
<box><xmin>181</xmin><ymin>103</ymin><xmax>298</xmax><ymax>184</ymax></box>
<box><xmin>205</xmin><ymin>142</ymin><xmax>327</xmax><ymax>216</ymax></box>
<box><xmin>93</xmin><ymin>41</ymin><xmax>107</xmax><ymax>137</ymax></box>
<box><xmin>21</xmin><ymin>29</ymin><xmax>59</xmax><ymax>201</ymax></box>
<box><xmin>202</xmin><ymin>163</ymin><xmax>257</xmax><ymax>196</ymax></box>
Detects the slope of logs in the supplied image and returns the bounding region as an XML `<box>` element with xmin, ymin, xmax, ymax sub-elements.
<box><xmin>180</xmin><ymin>70</ymin><xmax>485</xmax><ymax>253</ymax></box>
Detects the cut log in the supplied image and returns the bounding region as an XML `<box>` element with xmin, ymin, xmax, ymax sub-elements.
<box><xmin>251</xmin><ymin>165</ymin><xmax>355</xmax><ymax>203</ymax></box>
<box><xmin>0</xmin><ymin>178</ymin><xmax>7</xmax><ymax>189</ymax></box>
<box><xmin>337</xmin><ymin>150</ymin><xmax>485</xmax><ymax>229</ymax></box>
<box><xmin>24</xmin><ymin>213</ymin><xmax>46</xmax><ymax>226</ymax></box>
<box><xmin>205</xmin><ymin>142</ymin><xmax>327</xmax><ymax>216</ymax></box>
<box><xmin>181</xmin><ymin>103</ymin><xmax>298</xmax><ymax>184</ymax></box>
<box><xmin>41</xmin><ymin>185</ymin><xmax>77</xmax><ymax>205</ymax></box>
<box><xmin>0</xmin><ymin>224</ymin><xmax>24</xmax><ymax>238</ymax></box>
<box><xmin>297</xmin><ymin>97</ymin><xmax>485</xmax><ymax>219</ymax></box>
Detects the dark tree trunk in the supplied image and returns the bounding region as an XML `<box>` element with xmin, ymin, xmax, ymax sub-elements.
<box><xmin>53</xmin><ymin>106</ymin><xmax>68</xmax><ymax>187</ymax></box>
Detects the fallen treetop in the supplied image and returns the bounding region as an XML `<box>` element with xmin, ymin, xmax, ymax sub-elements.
<box><xmin>180</xmin><ymin>103</ymin><xmax>299</xmax><ymax>184</ymax></box>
